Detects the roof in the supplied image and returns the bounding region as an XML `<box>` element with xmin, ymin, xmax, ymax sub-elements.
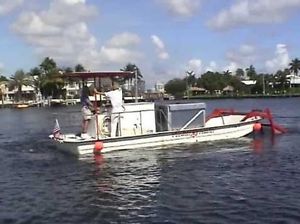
<box><xmin>63</xmin><ymin>71</ymin><xmax>135</xmax><ymax>79</ymax></box>
<box><xmin>241</xmin><ymin>80</ymin><xmax>256</xmax><ymax>85</ymax></box>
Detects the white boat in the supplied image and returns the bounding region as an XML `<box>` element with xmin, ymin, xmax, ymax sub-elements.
<box><xmin>15</xmin><ymin>103</ymin><xmax>30</xmax><ymax>109</ymax></box>
<box><xmin>49</xmin><ymin>71</ymin><xmax>286</xmax><ymax>156</ymax></box>
<box><xmin>49</xmin><ymin>101</ymin><xmax>287</xmax><ymax>156</ymax></box>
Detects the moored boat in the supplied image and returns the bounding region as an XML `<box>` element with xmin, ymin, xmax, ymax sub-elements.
<box><xmin>15</xmin><ymin>103</ymin><xmax>30</xmax><ymax>109</ymax></box>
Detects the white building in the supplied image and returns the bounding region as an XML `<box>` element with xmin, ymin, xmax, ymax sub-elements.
<box><xmin>64</xmin><ymin>82</ymin><xmax>80</xmax><ymax>99</ymax></box>
<box><xmin>287</xmin><ymin>75</ymin><xmax>300</xmax><ymax>87</ymax></box>
<box><xmin>155</xmin><ymin>82</ymin><xmax>164</xmax><ymax>93</ymax></box>
<box><xmin>0</xmin><ymin>82</ymin><xmax>36</xmax><ymax>103</ymax></box>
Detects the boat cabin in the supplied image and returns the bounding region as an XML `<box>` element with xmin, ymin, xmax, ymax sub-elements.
<box><xmin>155</xmin><ymin>101</ymin><xmax>206</xmax><ymax>131</ymax></box>
<box><xmin>86</xmin><ymin>101</ymin><xmax>206</xmax><ymax>138</ymax></box>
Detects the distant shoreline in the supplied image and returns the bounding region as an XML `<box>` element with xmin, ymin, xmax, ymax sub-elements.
<box><xmin>1</xmin><ymin>94</ymin><xmax>299</xmax><ymax>108</ymax></box>
<box><xmin>184</xmin><ymin>94</ymin><xmax>300</xmax><ymax>100</ymax></box>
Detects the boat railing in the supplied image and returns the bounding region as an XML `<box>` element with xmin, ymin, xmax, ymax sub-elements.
<box><xmin>180</xmin><ymin>110</ymin><xmax>205</xmax><ymax>130</ymax></box>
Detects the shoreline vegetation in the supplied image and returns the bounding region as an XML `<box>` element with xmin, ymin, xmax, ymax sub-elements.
<box><xmin>1</xmin><ymin>93</ymin><xmax>299</xmax><ymax>109</ymax></box>
<box><xmin>186</xmin><ymin>93</ymin><xmax>300</xmax><ymax>99</ymax></box>
<box><xmin>1</xmin><ymin>57</ymin><xmax>300</xmax><ymax>106</ymax></box>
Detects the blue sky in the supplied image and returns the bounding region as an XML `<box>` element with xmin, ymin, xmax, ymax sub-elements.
<box><xmin>0</xmin><ymin>0</ymin><xmax>300</xmax><ymax>88</ymax></box>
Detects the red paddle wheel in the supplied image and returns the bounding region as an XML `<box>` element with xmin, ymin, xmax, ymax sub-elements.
<box><xmin>207</xmin><ymin>108</ymin><xmax>287</xmax><ymax>135</ymax></box>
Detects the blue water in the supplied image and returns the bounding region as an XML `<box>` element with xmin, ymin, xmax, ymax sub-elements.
<box><xmin>0</xmin><ymin>98</ymin><xmax>300</xmax><ymax>223</ymax></box>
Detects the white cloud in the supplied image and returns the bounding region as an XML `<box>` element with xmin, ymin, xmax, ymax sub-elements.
<box><xmin>208</xmin><ymin>0</ymin><xmax>300</xmax><ymax>30</ymax></box>
<box><xmin>159</xmin><ymin>0</ymin><xmax>201</xmax><ymax>17</ymax></box>
<box><xmin>63</xmin><ymin>0</ymin><xmax>86</xmax><ymax>5</ymax></box>
<box><xmin>100</xmin><ymin>32</ymin><xmax>142</xmax><ymax>65</ymax></box>
<box><xmin>223</xmin><ymin>62</ymin><xmax>238</xmax><ymax>73</ymax></box>
<box><xmin>151</xmin><ymin>35</ymin><xmax>169</xmax><ymax>60</ymax></box>
<box><xmin>0</xmin><ymin>0</ymin><xmax>23</xmax><ymax>15</ymax></box>
<box><xmin>151</xmin><ymin>35</ymin><xmax>165</xmax><ymax>49</ymax></box>
<box><xmin>100</xmin><ymin>46</ymin><xmax>142</xmax><ymax>65</ymax></box>
<box><xmin>107</xmin><ymin>32</ymin><xmax>141</xmax><ymax>47</ymax></box>
<box><xmin>11</xmin><ymin>1</ymin><xmax>142</xmax><ymax>70</ymax></box>
<box><xmin>265</xmin><ymin>44</ymin><xmax>290</xmax><ymax>72</ymax></box>
<box><xmin>226</xmin><ymin>44</ymin><xmax>256</xmax><ymax>67</ymax></box>
<box><xmin>13</xmin><ymin>12</ymin><xmax>61</xmax><ymax>35</ymax></box>
<box><xmin>11</xmin><ymin>1</ymin><xmax>97</xmax><ymax>67</ymax></box>
<box><xmin>240</xmin><ymin>44</ymin><xmax>255</xmax><ymax>55</ymax></box>
<box><xmin>205</xmin><ymin>61</ymin><xmax>217</xmax><ymax>72</ymax></box>
<box><xmin>41</xmin><ymin>0</ymin><xmax>97</xmax><ymax>27</ymax></box>
<box><xmin>187</xmin><ymin>59</ymin><xmax>202</xmax><ymax>74</ymax></box>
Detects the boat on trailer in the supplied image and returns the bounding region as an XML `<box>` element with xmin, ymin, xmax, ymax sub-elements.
<box><xmin>49</xmin><ymin>71</ymin><xmax>286</xmax><ymax>156</ymax></box>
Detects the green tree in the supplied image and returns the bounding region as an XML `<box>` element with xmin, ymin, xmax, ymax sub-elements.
<box><xmin>164</xmin><ymin>78</ymin><xmax>186</xmax><ymax>98</ymax></box>
<box><xmin>197</xmin><ymin>71</ymin><xmax>226</xmax><ymax>94</ymax></box>
<box><xmin>28</xmin><ymin>67</ymin><xmax>44</xmax><ymax>96</ymax></box>
<box><xmin>75</xmin><ymin>64</ymin><xmax>85</xmax><ymax>72</ymax></box>
<box><xmin>235</xmin><ymin>68</ymin><xmax>244</xmax><ymax>80</ymax></box>
<box><xmin>39</xmin><ymin>57</ymin><xmax>64</xmax><ymax>98</ymax></box>
<box><xmin>251</xmin><ymin>74</ymin><xmax>264</xmax><ymax>94</ymax></box>
<box><xmin>273</xmin><ymin>69</ymin><xmax>290</xmax><ymax>92</ymax></box>
<box><xmin>228</xmin><ymin>75</ymin><xmax>246</xmax><ymax>94</ymax></box>
<box><xmin>63</xmin><ymin>67</ymin><xmax>73</xmax><ymax>73</ymax></box>
<box><xmin>10</xmin><ymin>69</ymin><xmax>30</xmax><ymax>102</ymax></box>
<box><xmin>40</xmin><ymin>57</ymin><xmax>57</xmax><ymax>74</ymax></box>
<box><xmin>0</xmin><ymin>75</ymin><xmax>8</xmax><ymax>82</ymax></box>
<box><xmin>289</xmin><ymin>58</ymin><xmax>300</xmax><ymax>76</ymax></box>
<box><xmin>246</xmin><ymin>65</ymin><xmax>257</xmax><ymax>80</ymax></box>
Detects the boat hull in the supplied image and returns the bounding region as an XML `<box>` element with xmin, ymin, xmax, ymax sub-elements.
<box><xmin>52</xmin><ymin>119</ymin><xmax>259</xmax><ymax>156</ymax></box>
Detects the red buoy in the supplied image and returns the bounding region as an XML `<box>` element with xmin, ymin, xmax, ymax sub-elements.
<box><xmin>253</xmin><ymin>122</ymin><xmax>262</xmax><ymax>132</ymax></box>
<box><xmin>94</xmin><ymin>141</ymin><xmax>103</xmax><ymax>153</ymax></box>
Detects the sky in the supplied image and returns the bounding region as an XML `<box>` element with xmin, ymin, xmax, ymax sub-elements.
<box><xmin>0</xmin><ymin>0</ymin><xmax>300</xmax><ymax>88</ymax></box>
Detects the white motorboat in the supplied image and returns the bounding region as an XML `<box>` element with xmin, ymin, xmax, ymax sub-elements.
<box><xmin>49</xmin><ymin>101</ymin><xmax>287</xmax><ymax>156</ymax></box>
<box><xmin>49</xmin><ymin>71</ymin><xmax>286</xmax><ymax>156</ymax></box>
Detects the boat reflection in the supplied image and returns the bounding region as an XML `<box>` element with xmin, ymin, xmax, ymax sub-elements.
<box><xmin>251</xmin><ymin>133</ymin><xmax>278</xmax><ymax>154</ymax></box>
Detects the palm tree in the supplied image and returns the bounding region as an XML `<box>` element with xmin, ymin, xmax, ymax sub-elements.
<box><xmin>10</xmin><ymin>69</ymin><xmax>30</xmax><ymax>102</ymax></box>
<box><xmin>120</xmin><ymin>63</ymin><xmax>143</xmax><ymax>94</ymax></box>
<box><xmin>246</xmin><ymin>65</ymin><xmax>257</xmax><ymax>80</ymax></box>
<box><xmin>186</xmin><ymin>70</ymin><xmax>196</xmax><ymax>86</ymax></box>
<box><xmin>223</xmin><ymin>70</ymin><xmax>231</xmax><ymax>76</ymax></box>
<box><xmin>185</xmin><ymin>70</ymin><xmax>196</xmax><ymax>98</ymax></box>
<box><xmin>121</xmin><ymin>63</ymin><xmax>143</xmax><ymax>79</ymax></box>
<box><xmin>289</xmin><ymin>58</ymin><xmax>300</xmax><ymax>76</ymax></box>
